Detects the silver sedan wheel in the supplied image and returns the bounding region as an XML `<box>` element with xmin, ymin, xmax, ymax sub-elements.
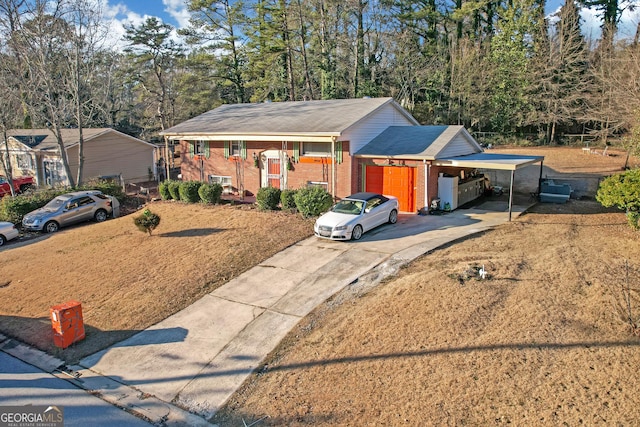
<box><xmin>45</xmin><ymin>221</ymin><xmax>59</xmax><ymax>233</ymax></box>
<box><xmin>351</xmin><ymin>225</ymin><xmax>363</xmax><ymax>241</ymax></box>
<box><xmin>95</xmin><ymin>209</ymin><xmax>108</xmax><ymax>222</ymax></box>
<box><xmin>388</xmin><ymin>209</ymin><xmax>398</xmax><ymax>224</ymax></box>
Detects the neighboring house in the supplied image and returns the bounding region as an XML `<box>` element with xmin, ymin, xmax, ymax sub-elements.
<box><xmin>162</xmin><ymin>97</ymin><xmax>543</xmax><ymax>214</ymax></box>
<box><xmin>3</xmin><ymin>128</ymin><xmax>157</xmax><ymax>187</ymax></box>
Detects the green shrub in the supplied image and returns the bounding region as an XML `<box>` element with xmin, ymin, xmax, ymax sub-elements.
<box><xmin>256</xmin><ymin>186</ymin><xmax>282</xmax><ymax>210</ymax></box>
<box><xmin>199</xmin><ymin>183</ymin><xmax>223</xmax><ymax>204</ymax></box>
<box><xmin>280</xmin><ymin>189</ymin><xmax>298</xmax><ymax>211</ymax></box>
<box><xmin>133</xmin><ymin>208</ymin><xmax>161</xmax><ymax>236</ymax></box>
<box><xmin>168</xmin><ymin>180</ymin><xmax>181</xmax><ymax>200</ymax></box>
<box><xmin>179</xmin><ymin>181</ymin><xmax>203</xmax><ymax>203</ymax></box>
<box><xmin>596</xmin><ymin>169</ymin><xmax>640</xmax><ymax>230</ymax></box>
<box><xmin>159</xmin><ymin>180</ymin><xmax>172</xmax><ymax>200</ymax></box>
<box><xmin>627</xmin><ymin>210</ymin><xmax>640</xmax><ymax>230</ymax></box>
<box><xmin>0</xmin><ymin>189</ymin><xmax>60</xmax><ymax>224</ymax></box>
<box><xmin>79</xmin><ymin>179</ymin><xmax>125</xmax><ymax>202</ymax></box>
<box><xmin>293</xmin><ymin>186</ymin><xmax>333</xmax><ymax>218</ymax></box>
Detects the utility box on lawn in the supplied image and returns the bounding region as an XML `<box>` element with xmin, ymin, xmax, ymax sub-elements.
<box><xmin>50</xmin><ymin>300</ymin><xmax>85</xmax><ymax>348</ymax></box>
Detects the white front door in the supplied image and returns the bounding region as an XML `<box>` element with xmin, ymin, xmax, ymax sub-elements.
<box><xmin>260</xmin><ymin>150</ymin><xmax>288</xmax><ymax>189</ymax></box>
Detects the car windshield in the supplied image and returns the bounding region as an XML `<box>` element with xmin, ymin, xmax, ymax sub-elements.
<box><xmin>43</xmin><ymin>197</ymin><xmax>67</xmax><ymax>211</ymax></box>
<box><xmin>331</xmin><ymin>199</ymin><xmax>364</xmax><ymax>215</ymax></box>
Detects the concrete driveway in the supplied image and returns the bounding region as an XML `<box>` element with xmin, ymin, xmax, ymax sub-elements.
<box><xmin>23</xmin><ymin>199</ymin><xmax>530</xmax><ymax>425</ymax></box>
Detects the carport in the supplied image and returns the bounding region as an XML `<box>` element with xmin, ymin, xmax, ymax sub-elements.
<box><xmin>434</xmin><ymin>152</ymin><xmax>544</xmax><ymax>221</ymax></box>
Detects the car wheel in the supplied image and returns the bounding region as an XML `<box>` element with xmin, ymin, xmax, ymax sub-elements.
<box><xmin>95</xmin><ymin>209</ymin><xmax>108</xmax><ymax>223</ymax></box>
<box><xmin>388</xmin><ymin>209</ymin><xmax>398</xmax><ymax>224</ymax></box>
<box><xmin>44</xmin><ymin>221</ymin><xmax>59</xmax><ymax>233</ymax></box>
<box><xmin>0</xmin><ymin>235</ymin><xmax>6</xmax><ymax>246</ymax></box>
<box><xmin>19</xmin><ymin>184</ymin><xmax>33</xmax><ymax>193</ymax></box>
<box><xmin>351</xmin><ymin>225</ymin><xmax>363</xmax><ymax>241</ymax></box>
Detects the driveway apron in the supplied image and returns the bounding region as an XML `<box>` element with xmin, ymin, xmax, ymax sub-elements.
<box><xmin>77</xmin><ymin>201</ymin><xmax>530</xmax><ymax>422</ymax></box>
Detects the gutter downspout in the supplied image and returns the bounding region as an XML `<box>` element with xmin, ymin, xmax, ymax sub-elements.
<box><xmin>423</xmin><ymin>159</ymin><xmax>428</xmax><ymax>211</ymax></box>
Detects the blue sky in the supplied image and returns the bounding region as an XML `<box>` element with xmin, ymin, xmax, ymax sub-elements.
<box><xmin>103</xmin><ymin>0</ymin><xmax>640</xmax><ymax>44</ymax></box>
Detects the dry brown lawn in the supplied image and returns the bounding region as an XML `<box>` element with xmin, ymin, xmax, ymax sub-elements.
<box><xmin>209</xmin><ymin>147</ymin><xmax>640</xmax><ymax>426</ymax></box>
<box><xmin>2</xmin><ymin>145</ymin><xmax>640</xmax><ymax>426</ymax></box>
<box><xmin>0</xmin><ymin>203</ymin><xmax>315</xmax><ymax>362</ymax></box>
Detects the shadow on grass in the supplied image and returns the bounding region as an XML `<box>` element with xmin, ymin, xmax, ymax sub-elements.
<box><xmin>158</xmin><ymin>227</ymin><xmax>223</xmax><ymax>238</ymax></box>
<box><xmin>0</xmin><ymin>314</ymin><xmax>188</xmax><ymax>365</ymax></box>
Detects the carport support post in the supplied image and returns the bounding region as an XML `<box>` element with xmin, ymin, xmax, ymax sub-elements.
<box><xmin>508</xmin><ymin>170</ymin><xmax>515</xmax><ymax>221</ymax></box>
<box><xmin>538</xmin><ymin>159</ymin><xmax>544</xmax><ymax>195</ymax></box>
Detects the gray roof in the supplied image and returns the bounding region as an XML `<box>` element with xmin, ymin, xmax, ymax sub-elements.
<box><xmin>162</xmin><ymin>97</ymin><xmax>417</xmax><ymax>138</ymax></box>
<box><xmin>355</xmin><ymin>125</ymin><xmax>478</xmax><ymax>159</ymax></box>
<box><xmin>7</xmin><ymin>128</ymin><xmax>152</xmax><ymax>151</ymax></box>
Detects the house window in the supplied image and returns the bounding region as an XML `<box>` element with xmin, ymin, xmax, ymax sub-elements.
<box><xmin>190</xmin><ymin>140</ymin><xmax>209</xmax><ymax>158</ymax></box>
<box><xmin>230</xmin><ymin>141</ymin><xmax>242</xmax><ymax>157</ymax></box>
<box><xmin>15</xmin><ymin>154</ymin><xmax>32</xmax><ymax>169</ymax></box>
<box><xmin>301</xmin><ymin>142</ymin><xmax>331</xmax><ymax>157</ymax></box>
<box><xmin>224</xmin><ymin>141</ymin><xmax>246</xmax><ymax>159</ymax></box>
<box><xmin>195</xmin><ymin>141</ymin><xmax>205</xmax><ymax>155</ymax></box>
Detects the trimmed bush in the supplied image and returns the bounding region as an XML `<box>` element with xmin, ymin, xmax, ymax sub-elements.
<box><xmin>179</xmin><ymin>181</ymin><xmax>203</xmax><ymax>203</ymax></box>
<box><xmin>199</xmin><ymin>183</ymin><xmax>223</xmax><ymax>204</ymax></box>
<box><xmin>133</xmin><ymin>208</ymin><xmax>161</xmax><ymax>236</ymax></box>
<box><xmin>79</xmin><ymin>179</ymin><xmax>125</xmax><ymax>202</ymax></box>
<box><xmin>256</xmin><ymin>186</ymin><xmax>282</xmax><ymax>210</ymax></box>
<box><xmin>0</xmin><ymin>189</ymin><xmax>60</xmax><ymax>224</ymax></box>
<box><xmin>293</xmin><ymin>186</ymin><xmax>333</xmax><ymax>218</ymax></box>
<box><xmin>168</xmin><ymin>180</ymin><xmax>181</xmax><ymax>200</ymax></box>
<box><xmin>280</xmin><ymin>189</ymin><xmax>297</xmax><ymax>211</ymax></box>
<box><xmin>596</xmin><ymin>169</ymin><xmax>640</xmax><ymax>230</ymax></box>
<box><xmin>159</xmin><ymin>180</ymin><xmax>172</xmax><ymax>200</ymax></box>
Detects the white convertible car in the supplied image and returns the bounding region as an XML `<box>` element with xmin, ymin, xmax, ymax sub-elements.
<box><xmin>314</xmin><ymin>192</ymin><xmax>399</xmax><ymax>241</ymax></box>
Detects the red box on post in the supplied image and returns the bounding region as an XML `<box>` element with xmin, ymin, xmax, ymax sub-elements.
<box><xmin>50</xmin><ymin>300</ymin><xmax>85</xmax><ymax>348</ymax></box>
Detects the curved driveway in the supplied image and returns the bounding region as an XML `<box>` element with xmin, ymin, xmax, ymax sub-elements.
<box><xmin>72</xmin><ymin>200</ymin><xmax>531</xmax><ymax>425</ymax></box>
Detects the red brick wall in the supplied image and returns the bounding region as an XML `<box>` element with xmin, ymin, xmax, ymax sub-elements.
<box><xmin>180</xmin><ymin>140</ymin><xmax>354</xmax><ymax>198</ymax></box>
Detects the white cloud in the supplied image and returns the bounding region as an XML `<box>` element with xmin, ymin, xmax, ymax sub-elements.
<box><xmin>580</xmin><ymin>7</ymin><xmax>602</xmax><ymax>42</ymax></box>
<box><xmin>617</xmin><ymin>7</ymin><xmax>640</xmax><ymax>41</ymax></box>
<box><xmin>97</xmin><ymin>0</ymin><xmax>188</xmax><ymax>51</ymax></box>
<box><xmin>163</xmin><ymin>0</ymin><xmax>191</xmax><ymax>29</ymax></box>
<box><xmin>545</xmin><ymin>3</ymin><xmax>637</xmax><ymax>42</ymax></box>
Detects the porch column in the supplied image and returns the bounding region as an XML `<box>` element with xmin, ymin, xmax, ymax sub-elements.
<box><xmin>331</xmin><ymin>136</ymin><xmax>336</xmax><ymax>198</ymax></box>
<box><xmin>164</xmin><ymin>135</ymin><xmax>171</xmax><ymax>181</ymax></box>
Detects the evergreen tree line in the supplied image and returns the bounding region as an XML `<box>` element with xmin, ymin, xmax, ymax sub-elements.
<box><xmin>1</xmin><ymin>0</ymin><xmax>639</xmax><ymax>150</ymax></box>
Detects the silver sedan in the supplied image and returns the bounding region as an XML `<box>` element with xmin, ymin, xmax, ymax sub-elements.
<box><xmin>0</xmin><ymin>222</ymin><xmax>19</xmax><ymax>246</ymax></box>
<box><xmin>314</xmin><ymin>192</ymin><xmax>399</xmax><ymax>241</ymax></box>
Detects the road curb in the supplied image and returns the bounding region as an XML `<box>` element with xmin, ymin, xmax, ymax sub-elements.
<box><xmin>0</xmin><ymin>334</ymin><xmax>214</xmax><ymax>426</ymax></box>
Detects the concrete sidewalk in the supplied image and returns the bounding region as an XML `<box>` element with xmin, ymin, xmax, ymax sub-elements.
<box><xmin>65</xmin><ymin>201</ymin><xmax>531</xmax><ymax>425</ymax></box>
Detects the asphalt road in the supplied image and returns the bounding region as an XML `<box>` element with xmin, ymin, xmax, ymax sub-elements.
<box><xmin>0</xmin><ymin>351</ymin><xmax>151</xmax><ymax>427</ymax></box>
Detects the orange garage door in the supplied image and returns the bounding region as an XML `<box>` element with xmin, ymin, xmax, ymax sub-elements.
<box><xmin>365</xmin><ymin>165</ymin><xmax>415</xmax><ymax>212</ymax></box>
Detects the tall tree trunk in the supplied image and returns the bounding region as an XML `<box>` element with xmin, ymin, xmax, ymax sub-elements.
<box><xmin>295</xmin><ymin>0</ymin><xmax>314</xmax><ymax>100</ymax></box>
<box><xmin>354</xmin><ymin>0</ymin><xmax>366</xmax><ymax>97</ymax></box>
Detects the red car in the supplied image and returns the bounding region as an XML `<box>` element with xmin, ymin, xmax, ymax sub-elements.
<box><xmin>0</xmin><ymin>175</ymin><xmax>35</xmax><ymax>197</ymax></box>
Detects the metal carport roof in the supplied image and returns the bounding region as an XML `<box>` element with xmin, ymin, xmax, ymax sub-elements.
<box><xmin>433</xmin><ymin>152</ymin><xmax>544</xmax><ymax>171</ymax></box>
<box><xmin>434</xmin><ymin>152</ymin><xmax>545</xmax><ymax>221</ymax></box>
